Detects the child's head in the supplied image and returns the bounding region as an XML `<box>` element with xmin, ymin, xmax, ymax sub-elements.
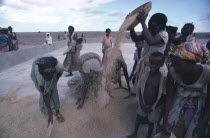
<box><xmin>166</xmin><ymin>26</ymin><xmax>178</xmax><ymax>41</ymax></box>
<box><xmin>105</xmin><ymin>28</ymin><xmax>111</xmax><ymax>35</ymax></box>
<box><xmin>206</xmin><ymin>40</ymin><xmax>210</xmax><ymax>51</ymax></box>
<box><xmin>148</xmin><ymin>13</ymin><xmax>167</xmax><ymax>36</ymax></box>
<box><xmin>135</xmin><ymin>41</ymin><xmax>143</xmax><ymax>50</ymax></box>
<box><xmin>181</xmin><ymin>23</ymin><xmax>194</xmax><ymax>36</ymax></box>
<box><xmin>149</xmin><ymin>52</ymin><xmax>165</xmax><ymax>72</ymax></box>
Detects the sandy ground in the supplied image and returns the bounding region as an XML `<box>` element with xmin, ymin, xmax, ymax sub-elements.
<box><xmin>0</xmin><ymin>43</ymin><xmax>151</xmax><ymax>138</ymax></box>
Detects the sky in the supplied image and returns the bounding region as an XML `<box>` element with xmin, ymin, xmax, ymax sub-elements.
<box><xmin>0</xmin><ymin>0</ymin><xmax>210</xmax><ymax>32</ymax></box>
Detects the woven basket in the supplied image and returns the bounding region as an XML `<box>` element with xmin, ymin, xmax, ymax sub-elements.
<box><xmin>125</xmin><ymin>1</ymin><xmax>152</xmax><ymax>30</ymax></box>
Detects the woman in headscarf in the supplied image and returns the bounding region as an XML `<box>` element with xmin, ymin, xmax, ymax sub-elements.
<box><xmin>45</xmin><ymin>33</ymin><xmax>52</xmax><ymax>45</ymax></box>
<box><xmin>31</xmin><ymin>56</ymin><xmax>64</xmax><ymax>125</ymax></box>
<box><xmin>162</xmin><ymin>42</ymin><xmax>210</xmax><ymax>138</ymax></box>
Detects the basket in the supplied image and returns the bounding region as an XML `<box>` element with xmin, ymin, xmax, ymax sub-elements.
<box><xmin>125</xmin><ymin>1</ymin><xmax>152</xmax><ymax>30</ymax></box>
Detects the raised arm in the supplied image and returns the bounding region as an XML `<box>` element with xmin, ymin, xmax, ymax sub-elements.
<box><xmin>137</xmin><ymin>10</ymin><xmax>164</xmax><ymax>46</ymax></box>
<box><xmin>130</xmin><ymin>28</ymin><xmax>143</xmax><ymax>42</ymax></box>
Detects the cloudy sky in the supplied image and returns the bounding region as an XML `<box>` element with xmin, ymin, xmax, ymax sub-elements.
<box><xmin>0</xmin><ymin>0</ymin><xmax>209</xmax><ymax>32</ymax></box>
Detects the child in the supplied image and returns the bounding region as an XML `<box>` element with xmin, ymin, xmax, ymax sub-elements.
<box><xmin>102</xmin><ymin>28</ymin><xmax>112</xmax><ymax>62</ymax></box>
<box><xmin>129</xmin><ymin>41</ymin><xmax>143</xmax><ymax>85</ymax></box>
<box><xmin>127</xmin><ymin>52</ymin><xmax>166</xmax><ymax>138</ymax></box>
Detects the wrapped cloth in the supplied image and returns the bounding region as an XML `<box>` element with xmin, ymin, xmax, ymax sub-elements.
<box><xmin>170</xmin><ymin>42</ymin><xmax>210</xmax><ymax>63</ymax></box>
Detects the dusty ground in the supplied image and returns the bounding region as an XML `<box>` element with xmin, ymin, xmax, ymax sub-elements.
<box><xmin>1</xmin><ymin>43</ymin><xmax>153</xmax><ymax>138</ymax></box>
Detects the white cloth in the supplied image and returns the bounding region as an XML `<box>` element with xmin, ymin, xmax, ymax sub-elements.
<box><xmin>45</xmin><ymin>33</ymin><xmax>52</xmax><ymax>44</ymax></box>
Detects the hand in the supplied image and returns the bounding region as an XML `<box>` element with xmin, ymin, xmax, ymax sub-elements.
<box><xmin>48</xmin><ymin>113</ymin><xmax>53</xmax><ymax>127</ymax></box>
<box><xmin>136</xmin><ymin>9</ymin><xmax>147</xmax><ymax>24</ymax></box>
<box><xmin>144</xmin><ymin>107</ymin><xmax>153</xmax><ymax>114</ymax></box>
<box><xmin>129</xmin><ymin>74</ymin><xmax>134</xmax><ymax>81</ymax></box>
<box><xmin>192</xmin><ymin>125</ymin><xmax>205</xmax><ymax>138</ymax></box>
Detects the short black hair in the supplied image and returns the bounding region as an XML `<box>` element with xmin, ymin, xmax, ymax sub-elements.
<box><xmin>166</xmin><ymin>26</ymin><xmax>178</xmax><ymax>35</ymax></box>
<box><xmin>183</xmin><ymin>23</ymin><xmax>194</xmax><ymax>34</ymax></box>
<box><xmin>206</xmin><ymin>40</ymin><xmax>210</xmax><ymax>51</ymax></box>
<box><xmin>149</xmin><ymin>52</ymin><xmax>165</xmax><ymax>63</ymax></box>
<box><xmin>105</xmin><ymin>28</ymin><xmax>111</xmax><ymax>32</ymax></box>
<box><xmin>68</xmin><ymin>26</ymin><xmax>74</xmax><ymax>31</ymax></box>
<box><xmin>148</xmin><ymin>13</ymin><xmax>168</xmax><ymax>31</ymax></box>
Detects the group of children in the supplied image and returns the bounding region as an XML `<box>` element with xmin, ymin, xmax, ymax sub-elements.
<box><xmin>30</xmin><ymin>10</ymin><xmax>210</xmax><ymax>138</ymax></box>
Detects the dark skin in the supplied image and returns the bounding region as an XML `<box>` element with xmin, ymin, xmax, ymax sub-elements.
<box><xmin>102</xmin><ymin>29</ymin><xmax>112</xmax><ymax>62</ymax></box>
<box><xmin>173</xmin><ymin>24</ymin><xmax>193</xmax><ymax>45</ymax></box>
<box><xmin>130</xmin><ymin>10</ymin><xmax>164</xmax><ymax>46</ymax></box>
<box><xmin>40</xmin><ymin>71</ymin><xmax>64</xmax><ymax>125</ymax></box>
<box><xmin>129</xmin><ymin>42</ymin><xmax>143</xmax><ymax>83</ymax></box>
<box><xmin>127</xmin><ymin>56</ymin><xmax>164</xmax><ymax>138</ymax></box>
<box><xmin>162</xmin><ymin>57</ymin><xmax>210</xmax><ymax>138</ymax></box>
<box><xmin>116</xmin><ymin>60</ymin><xmax>130</xmax><ymax>91</ymax></box>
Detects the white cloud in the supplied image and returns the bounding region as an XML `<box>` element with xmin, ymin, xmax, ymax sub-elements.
<box><xmin>108</xmin><ymin>10</ymin><xmax>125</xmax><ymax>17</ymax></box>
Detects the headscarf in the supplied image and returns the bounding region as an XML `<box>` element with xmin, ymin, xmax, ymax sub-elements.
<box><xmin>36</xmin><ymin>57</ymin><xmax>57</xmax><ymax>74</ymax></box>
<box><xmin>170</xmin><ymin>42</ymin><xmax>210</xmax><ymax>63</ymax></box>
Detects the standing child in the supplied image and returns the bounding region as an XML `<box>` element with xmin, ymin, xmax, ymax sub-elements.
<box><xmin>102</xmin><ymin>28</ymin><xmax>112</xmax><ymax>62</ymax></box>
<box><xmin>129</xmin><ymin>41</ymin><xmax>143</xmax><ymax>85</ymax></box>
<box><xmin>127</xmin><ymin>52</ymin><xmax>166</xmax><ymax>138</ymax></box>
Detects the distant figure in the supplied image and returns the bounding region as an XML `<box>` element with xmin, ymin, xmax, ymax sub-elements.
<box><xmin>102</xmin><ymin>28</ymin><xmax>112</xmax><ymax>62</ymax></box>
<box><xmin>30</xmin><ymin>56</ymin><xmax>65</xmax><ymax>125</ymax></box>
<box><xmin>205</xmin><ymin>40</ymin><xmax>210</xmax><ymax>65</ymax></box>
<box><xmin>63</xmin><ymin>31</ymin><xmax>68</xmax><ymax>40</ymax></box>
<box><xmin>8</xmin><ymin>26</ymin><xmax>18</xmax><ymax>51</ymax></box>
<box><xmin>63</xmin><ymin>26</ymin><xmax>78</xmax><ymax>76</ymax></box>
<box><xmin>0</xmin><ymin>28</ymin><xmax>9</xmax><ymax>52</ymax></box>
<box><xmin>81</xmin><ymin>33</ymin><xmax>86</xmax><ymax>43</ymax></box>
<box><xmin>57</xmin><ymin>35</ymin><xmax>60</xmax><ymax>41</ymax></box>
<box><xmin>45</xmin><ymin>33</ymin><xmax>52</xmax><ymax>45</ymax></box>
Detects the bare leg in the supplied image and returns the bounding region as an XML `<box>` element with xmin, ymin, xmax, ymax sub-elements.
<box><xmin>77</xmin><ymin>91</ymin><xmax>87</xmax><ymax>109</ymax></box>
<box><xmin>147</xmin><ymin>123</ymin><xmax>154</xmax><ymax>138</ymax></box>
<box><xmin>127</xmin><ymin>114</ymin><xmax>142</xmax><ymax>138</ymax></box>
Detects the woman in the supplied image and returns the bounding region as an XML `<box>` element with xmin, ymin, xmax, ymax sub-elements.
<box><xmin>31</xmin><ymin>56</ymin><xmax>64</xmax><ymax>124</ymax></box>
<box><xmin>162</xmin><ymin>42</ymin><xmax>210</xmax><ymax>138</ymax></box>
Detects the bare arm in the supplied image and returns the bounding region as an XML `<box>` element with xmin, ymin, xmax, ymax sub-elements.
<box><xmin>129</xmin><ymin>61</ymin><xmax>137</xmax><ymax>79</ymax></box>
<box><xmin>137</xmin><ymin>10</ymin><xmax>164</xmax><ymax>46</ymax></box>
<box><xmin>130</xmin><ymin>28</ymin><xmax>143</xmax><ymax>42</ymax></box>
<box><xmin>121</xmin><ymin>61</ymin><xmax>130</xmax><ymax>91</ymax></box>
<box><xmin>40</xmin><ymin>86</ymin><xmax>53</xmax><ymax>124</ymax></box>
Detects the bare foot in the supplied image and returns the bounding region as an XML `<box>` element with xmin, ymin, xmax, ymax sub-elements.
<box><xmin>56</xmin><ymin>113</ymin><xmax>64</xmax><ymax>123</ymax></box>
